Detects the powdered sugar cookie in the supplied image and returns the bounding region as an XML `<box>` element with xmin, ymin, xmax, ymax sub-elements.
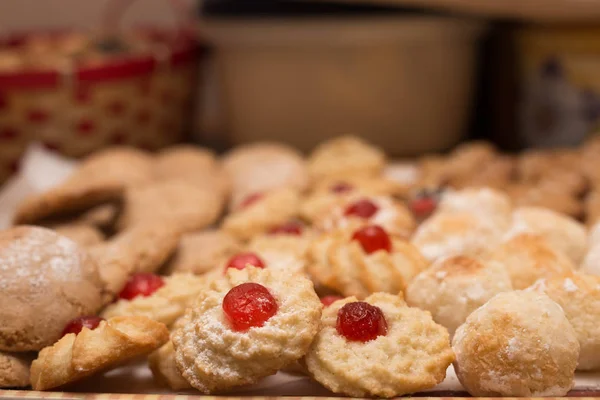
<box><xmin>308</xmin><ymin>225</ymin><xmax>428</xmax><ymax>298</ymax></box>
<box><xmin>222</xmin><ymin>188</ymin><xmax>301</xmax><ymax>241</ymax></box>
<box><xmin>305</xmin><ymin>293</ymin><xmax>454</xmax><ymax>397</ymax></box>
<box><xmin>172</xmin><ymin>266</ymin><xmax>321</xmax><ymax>394</ymax></box>
<box><xmin>30</xmin><ymin>316</ymin><xmax>169</xmax><ymax>391</ymax></box>
<box><xmin>50</xmin><ymin>223</ymin><xmax>104</xmax><ymax>247</ymax></box>
<box><xmin>0</xmin><ymin>352</ymin><xmax>34</xmax><ymax>388</ymax></box>
<box><xmin>0</xmin><ymin>226</ymin><xmax>105</xmax><ymax>351</ymax></box>
<box><xmin>452</xmin><ymin>291</ymin><xmax>579</xmax><ymax>396</ymax></box>
<box><xmin>437</xmin><ymin>187</ymin><xmax>512</xmax><ymax>224</ymax></box>
<box><xmin>14</xmin><ymin>147</ymin><xmax>153</xmax><ymax>224</ymax></box>
<box><xmin>406</xmin><ymin>256</ymin><xmax>513</xmax><ymax>335</ymax></box>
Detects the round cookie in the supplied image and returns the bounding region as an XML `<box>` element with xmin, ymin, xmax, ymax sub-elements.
<box><xmin>305</xmin><ymin>293</ymin><xmax>454</xmax><ymax>397</ymax></box>
<box><xmin>452</xmin><ymin>291</ymin><xmax>579</xmax><ymax>397</ymax></box>
<box><xmin>0</xmin><ymin>226</ymin><xmax>105</xmax><ymax>351</ymax></box>
<box><xmin>172</xmin><ymin>266</ymin><xmax>321</xmax><ymax>394</ymax></box>
<box><xmin>149</xmin><ymin>340</ymin><xmax>192</xmax><ymax>390</ymax></box>
<box><xmin>50</xmin><ymin>223</ymin><xmax>104</xmax><ymax>247</ymax></box>
<box><xmin>437</xmin><ymin>187</ymin><xmax>512</xmax><ymax>224</ymax></box>
<box><xmin>406</xmin><ymin>256</ymin><xmax>513</xmax><ymax>336</ymax></box>
<box><xmin>531</xmin><ymin>272</ymin><xmax>600</xmax><ymax>370</ymax></box>
<box><xmin>0</xmin><ymin>352</ymin><xmax>34</xmax><ymax>388</ymax></box>
<box><xmin>247</xmin><ymin>230</ymin><xmax>313</xmax><ymax>275</ymax></box>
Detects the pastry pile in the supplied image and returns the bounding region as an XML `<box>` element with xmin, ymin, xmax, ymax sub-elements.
<box><xmin>1</xmin><ymin>136</ymin><xmax>600</xmax><ymax>397</ymax></box>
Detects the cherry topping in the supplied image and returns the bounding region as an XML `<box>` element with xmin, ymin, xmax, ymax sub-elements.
<box><xmin>351</xmin><ymin>225</ymin><xmax>392</xmax><ymax>254</ymax></box>
<box><xmin>336</xmin><ymin>302</ymin><xmax>388</xmax><ymax>342</ymax></box>
<box><xmin>321</xmin><ymin>295</ymin><xmax>343</xmax><ymax>307</ymax></box>
<box><xmin>225</xmin><ymin>252</ymin><xmax>266</xmax><ymax>272</ymax></box>
<box><xmin>238</xmin><ymin>193</ymin><xmax>264</xmax><ymax>210</ymax></box>
<box><xmin>344</xmin><ymin>199</ymin><xmax>379</xmax><ymax>219</ymax></box>
<box><xmin>330</xmin><ymin>182</ymin><xmax>354</xmax><ymax>194</ymax></box>
<box><xmin>222</xmin><ymin>282</ymin><xmax>278</xmax><ymax>331</ymax></box>
<box><xmin>268</xmin><ymin>220</ymin><xmax>304</xmax><ymax>236</ymax></box>
<box><xmin>118</xmin><ymin>273</ymin><xmax>165</xmax><ymax>300</ymax></box>
<box><xmin>409</xmin><ymin>196</ymin><xmax>438</xmax><ymax>220</ymax></box>
<box><xmin>61</xmin><ymin>316</ymin><xmax>105</xmax><ymax>337</ymax></box>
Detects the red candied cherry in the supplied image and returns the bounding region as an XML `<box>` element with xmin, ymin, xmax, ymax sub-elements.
<box><xmin>336</xmin><ymin>302</ymin><xmax>388</xmax><ymax>342</ymax></box>
<box><xmin>225</xmin><ymin>252</ymin><xmax>266</xmax><ymax>272</ymax></box>
<box><xmin>351</xmin><ymin>225</ymin><xmax>392</xmax><ymax>254</ymax></box>
<box><xmin>118</xmin><ymin>273</ymin><xmax>165</xmax><ymax>300</ymax></box>
<box><xmin>238</xmin><ymin>193</ymin><xmax>264</xmax><ymax>210</ymax></box>
<box><xmin>222</xmin><ymin>282</ymin><xmax>278</xmax><ymax>331</ymax></box>
<box><xmin>344</xmin><ymin>198</ymin><xmax>379</xmax><ymax>219</ymax></box>
<box><xmin>268</xmin><ymin>220</ymin><xmax>304</xmax><ymax>236</ymax></box>
<box><xmin>409</xmin><ymin>196</ymin><xmax>438</xmax><ymax>220</ymax></box>
<box><xmin>320</xmin><ymin>295</ymin><xmax>343</xmax><ymax>307</ymax></box>
<box><xmin>330</xmin><ymin>182</ymin><xmax>354</xmax><ymax>194</ymax></box>
<box><xmin>61</xmin><ymin>316</ymin><xmax>105</xmax><ymax>337</ymax></box>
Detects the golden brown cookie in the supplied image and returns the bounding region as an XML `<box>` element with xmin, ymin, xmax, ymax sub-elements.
<box><xmin>382</xmin><ymin>161</ymin><xmax>421</xmax><ymax>197</ymax></box>
<box><xmin>148</xmin><ymin>340</ymin><xmax>192</xmax><ymax>390</ymax></box>
<box><xmin>172</xmin><ymin>266</ymin><xmax>321</xmax><ymax>394</ymax></box>
<box><xmin>14</xmin><ymin>147</ymin><xmax>154</xmax><ymax>224</ymax></box>
<box><xmin>247</xmin><ymin>229</ymin><xmax>313</xmax><ymax>275</ymax></box>
<box><xmin>0</xmin><ymin>226</ymin><xmax>105</xmax><ymax>351</ymax></box>
<box><xmin>444</xmin><ymin>141</ymin><xmax>497</xmax><ymax>184</ymax></box>
<box><xmin>0</xmin><ymin>352</ymin><xmax>34</xmax><ymax>388</ymax></box>
<box><xmin>449</xmin><ymin>156</ymin><xmax>514</xmax><ymax>190</ymax></box>
<box><xmin>437</xmin><ymin>187</ymin><xmax>512</xmax><ymax>224</ymax></box>
<box><xmin>452</xmin><ymin>291</ymin><xmax>579</xmax><ymax>397</ymax></box>
<box><xmin>406</xmin><ymin>255</ymin><xmax>513</xmax><ymax>336</ymax></box>
<box><xmin>305</xmin><ymin>293</ymin><xmax>454</xmax><ymax>398</ymax></box>
<box><xmin>512</xmin><ymin>187</ymin><xmax>583</xmax><ymax>219</ymax></box>
<box><xmin>50</xmin><ymin>223</ymin><xmax>104</xmax><ymax>247</ymax></box>
<box><xmin>30</xmin><ymin>316</ymin><xmax>169</xmax><ymax>391</ymax></box>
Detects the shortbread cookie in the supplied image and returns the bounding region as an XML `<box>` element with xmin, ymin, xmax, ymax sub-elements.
<box><xmin>165</xmin><ymin>230</ymin><xmax>243</xmax><ymax>275</ymax></box>
<box><xmin>0</xmin><ymin>226</ymin><xmax>105</xmax><ymax>351</ymax></box>
<box><xmin>509</xmin><ymin>206</ymin><xmax>588</xmax><ymax>264</ymax></box>
<box><xmin>487</xmin><ymin>233</ymin><xmax>575</xmax><ymax>289</ymax></box>
<box><xmin>222</xmin><ymin>188</ymin><xmax>301</xmax><ymax>241</ymax></box>
<box><xmin>30</xmin><ymin>316</ymin><xmax>169</xmax><ymax>391</ymax></box>
<box><xmin>305</xmin><ymin>293</ymin><xmax>454</xmax><ymax>397</ymax></box>
<box><xmin>172</xmin><ymin>266</ymin><xmax>321</xmax><ymax>394</ymax></box>
<box><xmin>437</xmin><ymin>187</ymin><xmax>512</xmax><ymax>224</ymax></box>
<box><xmin>411</xmin><ymin>211</ymin><xmax>507</xmax><ymax>262</ymax></box>
<box><xmin>14</xmin><ymin>147</ymin><xmax>154</xmax><ymax>224</ymax></box>
<box><xmin>117</xmin><ymin>180</ymin><xmax>223</xmax><ymax>233</ymax></box>
<box><xmin>102</xmin><ymin>273</ymin><xmax>207</xmax><ymax>326</ymax></box>
<box><xmin>51</xmin><ymin>223</ymin><xmax>104</xmax><ymax>247</ymax></box>
<box><xmin>247</xmin><ymin>227</ymin><xmax>312</xmax><ymax>275</ymax></box>
<box><xmin>0</xmin><ymin>352</ymin><xmax>34</xmax><ymax>388</ymax></box>
<box><xmin>531</xmin><ymin>272</ymin><xmax>600</xmax><ymax>370</ymax></box>
<box><xmin>406</xmin><ymin>256</ymin><xmax>512</xmax><ymax>336</ymax></box>
<box><xmin>308</xmin><ymin>136</ymin><xmax>385</xmax><ymax>181</ymax></box>
<box><xmin>149</xmin><ymin>340</ymin><xmax>192</xmax><ymax>390</ymax></box>
<box><xmin>308</xmin><ymin>225</ymin><xmax>428</xmax><ymax>298</ymax></box>
<box><xmin>452</xmin><ymin>291</ymin><xmax>579</xmax><ymax>397</ymax></box>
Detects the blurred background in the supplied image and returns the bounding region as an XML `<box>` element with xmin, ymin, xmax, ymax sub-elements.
<box><xmin>1</xmin><ymin>0</ymin><xmax>600</xmax><ymax>183</ymax></box>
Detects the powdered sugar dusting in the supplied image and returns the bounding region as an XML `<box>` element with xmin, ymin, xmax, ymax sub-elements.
<box><xmin>563</xmin><ymin>278</ymin><xmax>579</xmax><ymax>293</ymax></box>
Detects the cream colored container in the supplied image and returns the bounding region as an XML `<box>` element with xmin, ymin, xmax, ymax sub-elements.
<box><xmin>201</xmin><ymin>17</ymin><xmax>484</xmax><ymax>155</ymax></box>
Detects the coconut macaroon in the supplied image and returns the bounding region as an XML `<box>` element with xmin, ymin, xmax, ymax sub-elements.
<box><xmin>436</xmin><ymin>187</ymin><xmax>513</xmax><ymax>224</ymax></box>
<box><xmin>171</xmin><ymin>266</ymin><xmax>321</xmax><ymax>394</ymax></box>
<box><xmin>246</xmin><ymin>226</ymin><xmax>313</xmax><ymax>275</ymax></box>
<box><xmin>406</xmin><ymin>255</ymin><xmax>513</xmax><ymax>336</ymax></box>
<box><xmin>222</xmin><ymin>188</ymin><xmax>301</xmax><ymax>241</ymax></box>
<box><xmin>305</xmin><ymin>293</ymin><xmax>454</xmax><ymax>398</ymax></box>
<box><xmin>509</xmin><ymin>206</ymin><xmax>588</xmax><ymax>265</ymax></box>
<box><xmin>452</xmin><ymin>291</ymin><xmax>579</xmax><ymax>397</ymax></box>
<box><xmin>308</xmin><ymin>225</ymin><xmax>428</xmax><ymax>298</ymax></box>
<box><xmin>531</xmin><ymin>272</ymin><xmax>600</xmax><ymax>370</ymax></box>
<box><xmin>486</xmin><ymin>233</ymin><xmax>575</xmax><ymax>290</ymax></box>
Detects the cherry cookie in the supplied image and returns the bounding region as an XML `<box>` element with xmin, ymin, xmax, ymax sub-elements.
<box><xmin>30</xmin><ymin>316</ymin><xmax>169</xmax><ymax>391</ymax></box>
<box><xmin>307</xmin><ymin>136</ymin><xmax>386</xmax><ymax>181</ymax></box>
<box><xmin>171</xmin><ymin>266</ymin><xmax>321</xmax><ymax>394</ymax></box>
<box><xmin>0</xmin><ymin>226</ymin><xmax>105</xmax><ymax>351</ymax></box>
<box><xmin>222</xmin><ymin>188</ymin><xmax>301</xmax><ymax>241</ymax></box>
<box><xmin>101</xmin><ymin>273</ymin><xmax>207</xmax><ymax>326</ymax></box>
<box><xmin>308</xmin><ymin>225</ymin><xmax>428</xmax><ymax>298</ymax></box>
<box><xmin>305</xmin><ymin>293</ymin><xmax>454</xmax><ymax>398</ymax></box>
<box><xmin>406</xmin><ymin>256</ymin><xmax>513</xmax><ymax>336</ymax></box>
<box><xmin>0</xmin><ymin>352</ymin><xmax>34</xmax><ymax>388</ymax></box>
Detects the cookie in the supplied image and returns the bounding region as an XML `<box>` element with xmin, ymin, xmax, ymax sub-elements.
<box><xmin>382</xmin><ymin>162</ymin><xmax>421</xmax><ymax>197</ymax></box>
<box><xmin>246</xmin><ymin>227</ymin><xmax>313</xmax><ymax>275</ymax></box>
<box><xmin>487</xmin><ymin>233</ymin><xmax>575</xmax><ymax>289</ymax></box>
<box><xmin>443</xmin><ymin>141</ymin><xmax>497</xmax><ymax>183</ymax></box>
<box><xmin>222</xmin><ymin>188</ymin><xmax>301</xmax><ymax>241</ymax></box>
<box><xmin>164</xmin><ymin>229</ymin><xmax>244</xmax><ymax>275</ymax></box>
<box><xmin>0</xmin><ymin>226</ymin><xmax>105</xmax><ymax>351</ymax></box>
<box><xmin>117</xmin><ymin>180</ymin><xmax>224</xmax><ymax>233</ymax></box>
<box><xmin>30</xmin><ymin>316</ymin><xmax>169</xmax><ymax>391</ymax></box>
<box><xmin>437</xmin><ymin>187</ymin><xmax>512</xmax><ymax>225</ymax></box>
<box><xmin>101</xmin><ymin>273</ymin><xmax>207</xmax><ymax>327</ymax></box>
<box><xmin>449</xmin><ymin>156</ymin><xmax>514</xmax><ymax>190</ymax></box>
<box><xmin>172</xmin><ymin>266</ymin><xmax>321</xmax><ymax>394</ymax></box>
<box><xmin>305</xmin><ymin>293</ymin><xmax>454</xmax><ymax>397</ymax></box>
<box><xmin>50</xmin><ymin>223</ymin><xmax>104</xmax><ymax>247</ymax></box>
<box><xmin>14</xmin><ymin>147</ymin><xmax>154</xmax><ymax>224</ymax></box>
<box><xmin>307</xmin><ymin>136</ymin><xmax>385</xmax><ymax>181</ymax></box>
<box><xmin>406</xmin><ymin>255</ymin><xmax>513</xmax><ymax>336</ymax></box>
<box><xmin>76</xmin><ymin>203</ymin><xmax>119</xmax><ymax>229</ymax></box>
<box><xmin>509</xmin><ymin>206</ymin><xmax>588</xmax><ymax>264</ymax></box>
<box><xmin>308</xmin><ymin>225</ymin><xmax>428</xmax><ymax>298</ymax></box>
<box><xmin>452</xmin><ymin>291</ymin><xmax>579</xmax><ymax>397</ymax></box>
<box><xmin>149</xmin><ymin>340</ymin><xmax>192</xmax><ymax>390</ymax></box>
<box><xmin>513</xmin><ymin>187</ymin><xmax>583</xmax><ymax>219</ymax></box>
<box><xmin>0</xmin><ymin>352</ymin><xmax>34</xmax><ymax>388</ymax></box>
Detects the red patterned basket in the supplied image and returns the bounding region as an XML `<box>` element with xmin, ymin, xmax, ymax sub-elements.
<box><xmin>0</xmin><ymin>4</ymin><xmax>200</xmax><ymax>184</ymax></box>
